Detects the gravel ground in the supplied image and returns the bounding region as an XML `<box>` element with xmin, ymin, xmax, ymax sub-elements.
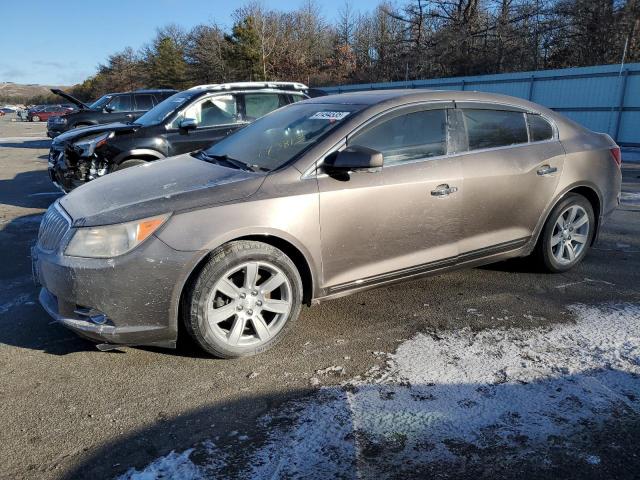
<box><xmin>1</xmin><ymin>118</ymin><xmax>639</xmax><ymax>479</ymax></box>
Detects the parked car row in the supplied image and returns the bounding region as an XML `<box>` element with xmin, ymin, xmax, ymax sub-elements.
<box><xmin>47</xmin><ymin>82</ymin><xmax>310</xmax><ymax>191</ymax></box>
<box><xmin>34</xmin><ymin>86</ymin><xmax>622</xmax><ymax>358</ymax></box>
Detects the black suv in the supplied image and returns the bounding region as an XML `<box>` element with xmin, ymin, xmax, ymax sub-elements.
<box><xmin>48</xmin><ymin>82</ymin><xmax>309</xmax><ymax>192</ymax></box>
<box><xmin>46</xmin><ymin>89</ymin><xmax>177</xmax><ymax>138</ymax></box>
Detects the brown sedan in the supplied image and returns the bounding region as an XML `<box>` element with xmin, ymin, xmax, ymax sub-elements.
<box><xmin>34</xmin><ymin>90</ymin><xmax>622</xmax><ymax>357</ymax></box>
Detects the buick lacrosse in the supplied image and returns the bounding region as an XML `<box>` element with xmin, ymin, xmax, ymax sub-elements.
<box><xmin>34</xmin><ymin>90</ymin><xmax>622</xmax><ymax>357</ymax></box>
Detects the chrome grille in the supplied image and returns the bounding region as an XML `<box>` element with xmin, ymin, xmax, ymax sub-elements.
<box><xmin>37</xmin><ymin>205</ymin><xmax>70</xmax><ymax>252</ymax></box>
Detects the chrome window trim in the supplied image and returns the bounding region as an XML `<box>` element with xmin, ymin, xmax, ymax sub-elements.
<box><xmin>301</xmin><ymin>100</ymin><xmax>561</xmax><ymax>180</ymax></box>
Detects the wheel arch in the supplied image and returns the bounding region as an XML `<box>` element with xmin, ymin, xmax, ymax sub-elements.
<box><xmin>531</xmin><ymin>182</ymin><xmax>603</xmax><ymax>252</ymax></box>
<box><xmin>173</xmin><ymin>233</ymin><xmax>316</xmax><ymax>343</ymax></box>
<box><xmin>113</xmin><ymin>149</ymin><xmax>165</xmax><ymax>166</ymax></box>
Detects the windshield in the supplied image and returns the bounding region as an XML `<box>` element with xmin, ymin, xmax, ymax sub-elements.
<box><xmin>134</xmin><ymin>91</ymin><xmax>196</xmax><ymax>127</ymax></box>
<box><xmin>202</xmin><ymin>103</ymin><xmax>364</xmax><ymax>171</ymax></box>
<box><xmin>89</xmin><ymin>95</ymin><xmax>112</xmax><ymax>110</ymax></box>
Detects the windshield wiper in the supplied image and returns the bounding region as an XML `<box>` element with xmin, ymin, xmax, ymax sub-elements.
<box><xmin>197</xmin><ymin>152</ymin><xmax>269</xmax><ymax>172</ymax></box>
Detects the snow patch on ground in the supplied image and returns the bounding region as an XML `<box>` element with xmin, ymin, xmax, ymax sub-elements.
<box><xmin>118</xmin><ymin>302</ymin><xmax>640</xmax><ymax>479</ymax></box>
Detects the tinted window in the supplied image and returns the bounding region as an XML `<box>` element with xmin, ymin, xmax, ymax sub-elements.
<box><xmin>462</xmin><ymin>109</ymin><xmax>528</xmax><ymax>150</ymax></box>
<box><xmin>135</xmin><ymin>92</ymin><xmax>197</xmax><ymax>127</ymax></box>
<box><xmin>244</xmin><ymin>93</ymin><xmax>284</xmax><ymax>120</ymax></box>
<box><xmin>350</xmin><ymin>109</ymin><xmax>447</xmax><ymax>165</ymax></box>
<box><xmin>134</xmin><ymin>94</ymin><xmax>154</xmax><ymax>111</ymax></box>
<box><xmin>107</xmin><ymin>95</ymin><xmax>132</xmax><ymax>112</ymax></box>
<box><xmin>290</xmin><ymin>93</ymin><xmax>305</xmax><ymax>104</ymax></box>
<box><xmin>527</xmin><ymin>114</ymin><xmax>553</xmax><ymax>142</ymax></box>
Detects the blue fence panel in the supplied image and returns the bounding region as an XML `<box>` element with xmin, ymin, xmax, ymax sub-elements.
<box><xmin>322</xmin><ymin>63</ymin><xmax>640</xmax><ymax>146</ymax></box>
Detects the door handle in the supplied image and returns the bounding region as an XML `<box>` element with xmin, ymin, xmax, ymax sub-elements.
<box><xmin>125</xmin><ymin>114</ymin><xmax>134</xmax><ymax>118</ymax></box>
<box><xmin>537</xmin><ymin>165</ymin><xmax>558</xmax><ymax>176</ymax></box>
<box><xmin>431</xmin><ymin>184</ymin><xmax>458</xmax><ymax>197</ymax></box>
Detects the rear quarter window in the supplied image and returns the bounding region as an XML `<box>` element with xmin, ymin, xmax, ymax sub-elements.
<box><xmin>462</xmin><ymin>109</ymin><xmax>528</xmax><ymax>150</ymax></box>
<box><xmin>527</xmin><ymin>114</ymin><xmax>554</xmax><ymax>142</ymax></box>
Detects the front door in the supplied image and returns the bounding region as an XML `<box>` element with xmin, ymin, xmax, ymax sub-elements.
<box><xmin>455</xmin><ymin>106</ymin><xmax>565</xmax><ymax>255</ymax></box>
<box><xmin>317</xmin><ymin>103</ymin><xmax>463</xmax><ymax>291</ymax></box>
<box><xmin>165</xmin><ymin>93</ymin><xmax>244</xmax><ymax>156</ymax></box>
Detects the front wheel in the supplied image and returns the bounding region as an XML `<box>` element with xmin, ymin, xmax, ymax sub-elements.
<box><xmin>183</xmin><ymin>241</ymin><xmax>303</xmax><ymax>358</ymax></box>
<box><xmin>116</xmin><ymin>159</ymin><xmax>148</xmax><ymax>170</ymax></box>
<box><xmin>32</xmin><ymin>115</ymin><xmax>40</xmax><ymax>122</ymax></box>
<box><xmin>535</xmin><ymin>193</ymin><xmax>595</xmax><ymax>273</ymax></box>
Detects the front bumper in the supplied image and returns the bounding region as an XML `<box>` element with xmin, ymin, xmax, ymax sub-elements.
<box><xmin>35</xmin><ymin>234</ymin><xmax>200</xmax><ymax>348</ymax></box>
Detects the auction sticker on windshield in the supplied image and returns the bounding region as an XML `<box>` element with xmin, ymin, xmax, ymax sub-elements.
<box><xmin>309</xmin><ymin>111</ymin><xmax>350</xmax><ymax>121</ymax></box>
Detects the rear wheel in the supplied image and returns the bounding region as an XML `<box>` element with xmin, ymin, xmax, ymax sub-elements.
<box><xmin>535</xmin><ymin>193</ymin><xmax>595</xmax><ymax>272</ymax></box>
<box><xmin>184</xmin><ymin>241</ymin><xmax>303</xmax><ymax>358</ymax></box>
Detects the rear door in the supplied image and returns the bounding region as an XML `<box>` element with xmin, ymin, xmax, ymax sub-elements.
<box><xmin>317</xmin><ymin>103</ymin><xmax>463</xmax><ymax>290</ymax></box>
<box><xmin>165</xmin><ymin>93</ymin><xmax>244</xmax><ymax>155</ymax></box>
<box><xmin>455</xmin><ymin>104</ymin><xmax>564</xmax><ymax>255</ymax></box>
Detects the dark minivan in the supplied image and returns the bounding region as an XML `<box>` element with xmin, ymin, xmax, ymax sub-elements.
<box><xmin>47</xmin><ymin>88</ymin><xmax>177</xmax><ymax>137</ymax></box>
<box><xmin>48</xmin><ymin>82</ymin><xmax>309</xmax><ymax>192</ymax></box>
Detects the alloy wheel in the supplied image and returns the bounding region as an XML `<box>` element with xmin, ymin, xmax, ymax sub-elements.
<box><xmin>550</xmin><ymin>205</ymin><xmax>590</xmax><ymax>265</ymax></box>
<box><xmin>204</xmin><ymin>261</ymin><xmax>292</xmax><ymax>347</ymax></box>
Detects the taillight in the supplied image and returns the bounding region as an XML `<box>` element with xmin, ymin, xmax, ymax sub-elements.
<box><xmin>610</xmin><ymin>147</ymin><xmax>622</xmax><ymax>167</ymax></box>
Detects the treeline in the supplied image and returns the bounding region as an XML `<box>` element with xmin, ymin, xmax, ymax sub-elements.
<box><xmin>14</xmin><ymin>0</ymin><xmax>640</xmax><ymax>103</ymax></box>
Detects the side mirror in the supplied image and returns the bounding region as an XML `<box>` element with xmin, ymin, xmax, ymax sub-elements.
<box><xmin>325</xmin><ymin>145</ymin><xmax>383</xmax><ymax>172</ymax></box>
<box><xmin>179</xmin><ymin>117</ymin><xmax>198</xmax><ymax>131</ymax></box>
<box><xmin>104</xmin><ymin>105</ymin><xmax>115</xmax><ymax>113</ymax></box>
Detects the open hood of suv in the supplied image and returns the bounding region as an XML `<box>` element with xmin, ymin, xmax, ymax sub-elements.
<box><xmin>51</xmin><ymin>89</ymin><xmax>90</xmax><ymax>110</ymax></box>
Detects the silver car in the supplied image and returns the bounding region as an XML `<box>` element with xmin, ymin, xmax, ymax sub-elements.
<box><xmin>34</xmin><ymin>90</ymin><xmax>622</xmax><ymax>357</ymax></box>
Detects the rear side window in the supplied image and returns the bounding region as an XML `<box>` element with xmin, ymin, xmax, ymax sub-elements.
<box><xmin>244</xmin><ymin>93</ymin><xmax>285</xmax><ymax>120</ymax></box>
<box><xmin>350</xmin><ymin>109</ymin><xmax>448</xmax><ymax>165</ymax></box>
<box><xmin>134</xmin><ymin>94</ymin><xmax>154</xmax><ymax>111</ymax></box>
<box><xmin>462</xmin><ymin>109</ymin><xmax>528</xmax><ymax>150</ymax></box>
<box><xmin>527</xmin><ymin>114</ymin><xmax>554</xmax><ymax>142</ymax></box>
<box><xmin>107</xmin><ymin>95</ymin><xmax>132</xmax><ymax>112</ymax></box>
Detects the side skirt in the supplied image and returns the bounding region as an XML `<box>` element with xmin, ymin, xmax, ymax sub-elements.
<box><xmin>313</xmin><ymin>237</ymin><xmax>530</xmax><ymax>303</ymax></box>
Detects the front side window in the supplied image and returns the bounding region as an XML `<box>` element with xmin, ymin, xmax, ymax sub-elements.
<box><xmin>172</xmin><ymin>94</ymin><xmax>238</xmax><ymax>128</ymax></box>
<box><xmin>107</xmin><ymin>95</ymin><xmax>132</xmax><ymax>112</ymax></box>
<box><xmin>349</xmin><ymin>109</ymin><xmax>448</xmax><ymax>165</ymax></box>
<box><xmin>527</xmin><ymin>114</ymin><xmax>554</xmax><ymax>142</ymax></box>
<box><xmin>462</xmin><ymin>109</ymin><xmax>528</xmax><ymax>150</ymax></box>
<box><xmin>244</xmin><ymin>93</ymin><xmax>285</xmax><ymax>120</ymax></box>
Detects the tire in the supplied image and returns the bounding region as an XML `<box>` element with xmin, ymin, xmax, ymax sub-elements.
<box><xmin>32</xmin><ymin>115</ymin><xmax>40</xmax><ymax>122</ymax></box>
<box><xmin>183</xmin><ymin>241</ymin><xmax>303</xmax><ymax>358</ymax></box>
<box><xmin>116</xmin><ymin>159</ymin><xmax>147</xmax><ymax>170</ymax></box>
<box><xmin>535</xmin><ymin>193</ymin><xmax>595</xmax><ymax>273</ymax></box>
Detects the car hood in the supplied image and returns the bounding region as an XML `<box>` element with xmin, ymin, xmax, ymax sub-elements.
<box><xmin>51</xmin><ymin>89</ymin><xmax>91</xmax><ymax>110</ymax></box>
<box><xmin>59</xmin><ymin>153</ymin><xmax>267</xmax><ymax>227</ymax></box>
<box><xmin>53</xmin><ymin>122</ymin><xmax>138</xmax><ymax>145</ymax></box>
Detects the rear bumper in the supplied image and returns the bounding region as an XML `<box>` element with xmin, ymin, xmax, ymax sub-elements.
<box><xmin>35</xmin><ymin>235</ymin><xmax>201</xmax><ymax>348</ymax></box>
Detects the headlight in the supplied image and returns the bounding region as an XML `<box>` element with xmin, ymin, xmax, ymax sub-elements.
<box><xmin>53</xmin><ymin>116</ymin><xmax>67</xmax><ymax>124</ymax></box>
<box><xmin>65</xmin><ymin>214</ymin><xmax>169</xmax><ymax>258</ymax></box>
<box><xmin>72</xmin><ymin>131</ymin><xmax>113</xmax><ymax>157</ymax></box>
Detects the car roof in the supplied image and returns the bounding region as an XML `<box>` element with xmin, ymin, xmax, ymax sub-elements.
<box><xmin>188</xmin><ymin>81</ymin><xmax>309</xmax><ymax>93</ymax></box>
<box><xmin>302</xmin><ymin>89</ymin><xmax>552</xmax><ymax>114</ymax></box>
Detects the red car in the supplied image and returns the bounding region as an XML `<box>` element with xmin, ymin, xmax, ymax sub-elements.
<box><xmin>28</xmin><ymin>105</ymin><xmax>74</xmax><ymax>122</ymax></box>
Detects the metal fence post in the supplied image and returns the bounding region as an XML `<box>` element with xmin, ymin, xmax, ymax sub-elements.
<box><xmin>613</xmin><ymin>69</ymin><xmax>629</xmax><ymax>143</ymax></box>
<box><xmin>527</xmin><ymin>75</ymin><xmax>535</xmax><ymax>101</ymax></box>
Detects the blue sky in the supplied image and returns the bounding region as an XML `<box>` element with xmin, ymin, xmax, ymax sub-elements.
<box><xmin>0</xmin><ymin>0</ymin><xmax>374</xmax><ymax>86</ymax></box>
